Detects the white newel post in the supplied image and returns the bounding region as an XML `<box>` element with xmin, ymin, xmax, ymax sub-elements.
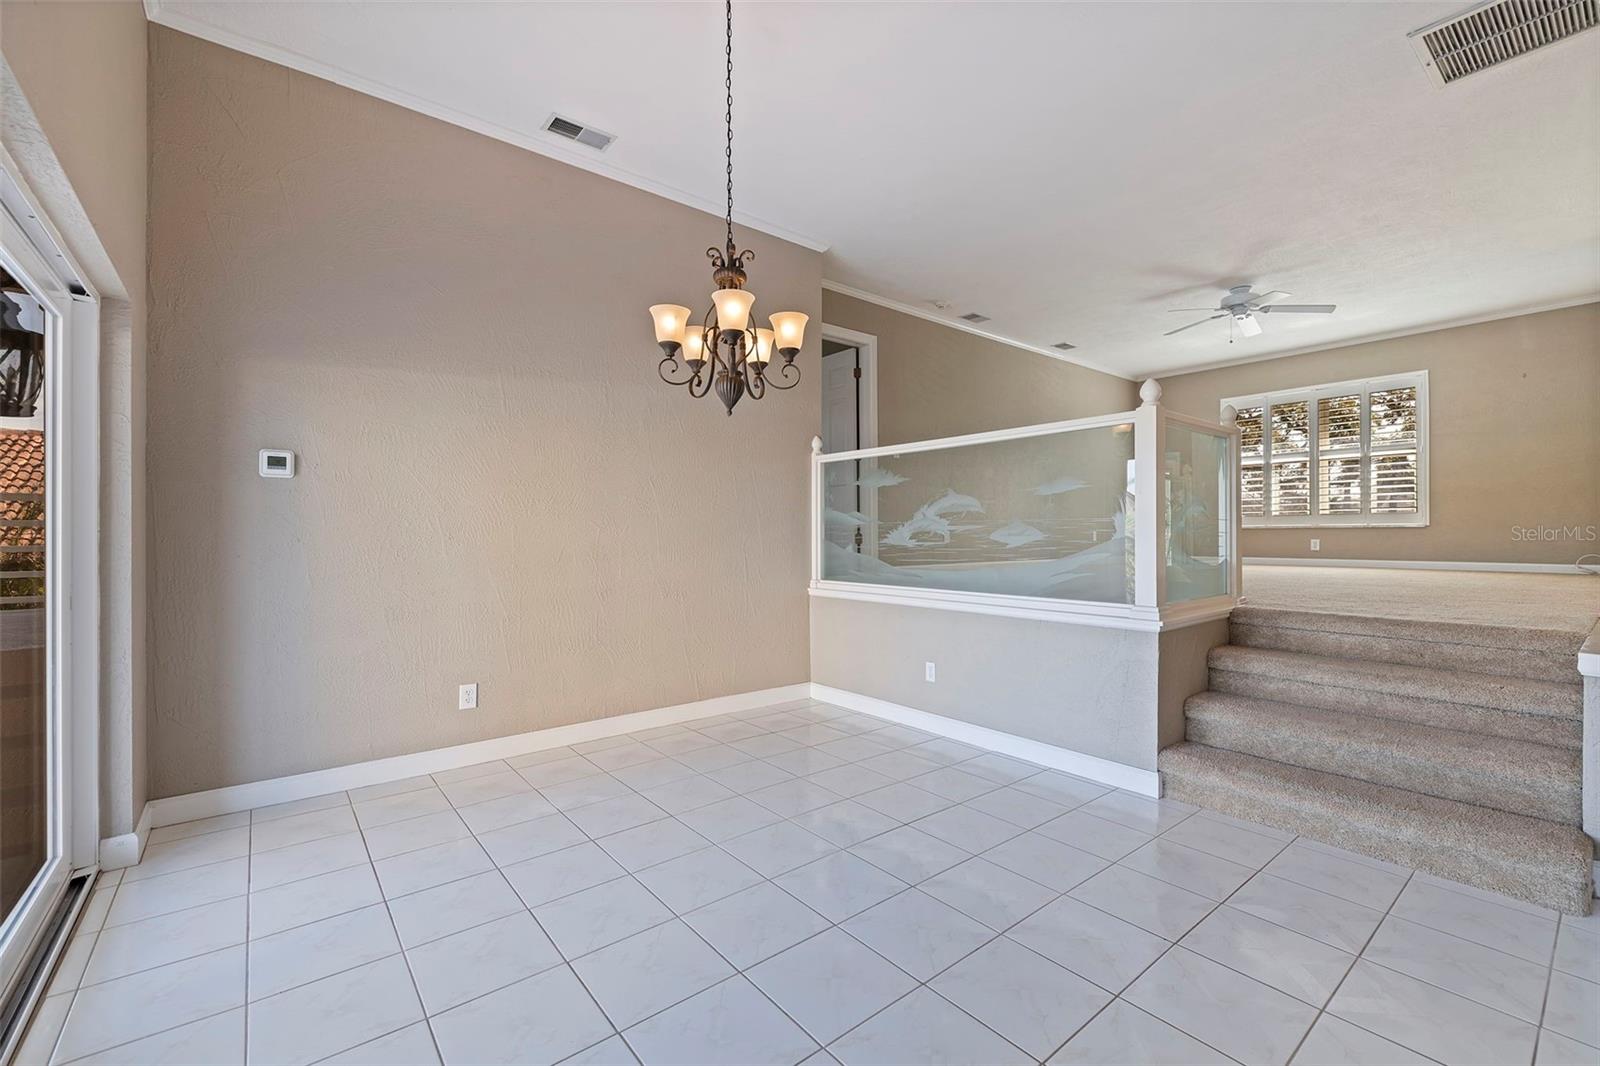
<box><xmin>1221</xmin><ymin>403</ymin><xmax>1243</xmax><ymax>600</ymax></box>
<box><xmin>1134</xmin><ymin>379</ymin><xmax>1165</xmax><ymax>611</ymax></box>
<box><xmin>1579</xmin><ymin>637</ymin><xmax>1599</xmax><ymax>867</ymax></box>
<box><xmin>809</xmin><ymin>436</ymin><xmax>824</xmax><ymax>586</ymax></box>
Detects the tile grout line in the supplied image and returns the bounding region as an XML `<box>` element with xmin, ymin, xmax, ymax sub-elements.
<box><xmin>826</xmin><ymin>903</ymin><xmax>1039</xmax><ymax>1061</ymax></box>
<box><xmin>58</xmin><ymin>1003</ymin><xmax>242</xmax><ymax>1065</ymax></box>
<box><xmin>1030</xmin><ymin>818</ymin><xmax>1302</xmax><ymax>1064</ymax></box>
<box><xmin>350</xmin><ymin>790</ymin><xmax>448</xmax><ymax>1066</ymax></box>
<box><xmin>1282</xmin><ymin>864</ymin><xmax>1418</xmax><ymax>1065</ymax></box>
<box><xmin>1532</xmin><ymin>913</ymin><xmax>1560</xmax><ymax>1066</ymax></box>
<box><xmin>242</xmin><ymin>810</ymin><xmax>253</xmax><ymax>1063</ymax></box>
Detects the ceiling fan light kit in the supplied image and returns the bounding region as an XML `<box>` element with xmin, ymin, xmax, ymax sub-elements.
<box><xmin>648</xmin><ymin>0</ymin><xmax>807</xmax><ymax>415</ymax></box>
<box><xmin>1165</xmin><ymin>284</ymin><xmax>1337</xmax><ymax>342</ymax></box>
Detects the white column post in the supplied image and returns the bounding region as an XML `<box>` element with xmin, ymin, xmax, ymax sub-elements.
<box><xmin>1134</xmin><ymin>379</ymin><xmax>1165</xmax><ymax>610</ymax></box>
<box><xmin>1579</xmin><ymin>634</ymin><xmax>1599</xmax><ymax>865</ymax></box>
<box><xmin>809</xmin><ymin>436</ymin><xmax>824</xmax><ymax>585</ymax></box>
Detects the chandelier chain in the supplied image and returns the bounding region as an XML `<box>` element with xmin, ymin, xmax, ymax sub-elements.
<box><xmin>724</xmin><ymin>0</ymin><xmax>734</xmax><ymax>251</ymax></box>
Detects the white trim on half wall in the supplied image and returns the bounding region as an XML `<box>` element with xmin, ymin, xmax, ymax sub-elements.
<box><xmin>810</xmin><ymin>683</ymin><xmax>1161</xmax><ymax>797</ymax></box>
<box><xmin>1244</xmin><ymin>557</ymin><xmax>1592</xmax><ymax>575</ymax></box>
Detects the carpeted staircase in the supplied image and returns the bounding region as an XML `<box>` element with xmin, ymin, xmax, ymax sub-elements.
<box><xmin>1160</xmin><ymin>604</ymin><xmax>1594</xmax><ymax>914</ymax></box>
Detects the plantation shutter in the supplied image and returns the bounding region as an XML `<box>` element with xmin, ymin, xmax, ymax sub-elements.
<box><xmin>1236</xmin><ymin>406</ymin><xmax>1265</xmax><ymax>519</ymax></box>
<box><xmin>1223</xmin><ymin>374</ymin><xmax>1426</xmax><ymax>528</ymax></box>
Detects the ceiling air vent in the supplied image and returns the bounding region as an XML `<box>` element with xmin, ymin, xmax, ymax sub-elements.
<box><xmin>959</xmin><ymin>312</ymin><xmax>991</xmax><ymax>324</ymax></box>
<box><xmin>543</xmin><ymin>114</ymin><xmax>616</xmax><ymax>151</ymax></box>
<box><xmin>1051</xmin><ymin>342</ymin><xmax>1077</xmax><ymax>351</ymax></box>
<box><xmin>1408</xmin><ymin>0</ymin><xmax>1597</xmax><ymax>86</ymax></box>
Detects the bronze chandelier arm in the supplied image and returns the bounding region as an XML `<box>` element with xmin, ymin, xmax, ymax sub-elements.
<box><xmin>686</xmin><ymin>361</ymin><xmax>715</xmax><ymax>399</ymax></box>
<box><xmin>658</xmin><ymin>355</ymin><xmax>696</xmax><ymax>386</ymax></box>
<box><xmin>762</xmin><ymin>360</ymin><xmax>801</xmax><ymax>390</ymax></box>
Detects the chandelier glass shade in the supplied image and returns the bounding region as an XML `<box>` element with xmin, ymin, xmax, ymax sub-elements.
<box><xmin>649</xmin><ymin>0</ymin><xmax>807</xmax><ymax>415</ymax></box>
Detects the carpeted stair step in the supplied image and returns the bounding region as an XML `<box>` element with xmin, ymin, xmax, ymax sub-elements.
<box><xmin>1183</xmin><ymin>691</ymin><xmax>1581</xmax><ymax>824</ymax></box>
<box><xmin>1208</xmin><ymin>645</ymin><xmax>1582</xmax><ymax>750</ymax></box>
<box><xmin>1230</xmin><ymin>605</ymin><xmax>1586</xmax><ymax>660</ymax></box>
<box><xmin>1158</xmin><ymin>743</ymin><xmax>1594</xmax><ymax>915</ymax></box>
<box><xmin>1230</xmin><ymin>613</ymin><xmax>1579</xmax><ymax>685</ymax></box>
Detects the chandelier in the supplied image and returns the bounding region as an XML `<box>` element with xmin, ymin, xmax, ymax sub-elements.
<box><xmin>648</xmin><ymin>0</ymin><xmax>807</xmax><ymax>415</ymax></box>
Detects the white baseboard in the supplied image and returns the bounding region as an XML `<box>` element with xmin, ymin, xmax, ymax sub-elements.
<box><xmin>99</xmin><ymin>802</ymin><xmax>152</xmax><ymax>870</ymax></box>
<box><xmin>1244</xmin><ymin>557</ymin><xmax>1591</xmax><ymax>575</ymax></box>
<box><xmin>146</xmin><ymin>684</ymin><xmax>811</xmax><ymax>828</ymax></box>
<box><xmin>809</xmin><ymin>683</ymin><xmax>1160</xmax><ymax>797</ymax></box>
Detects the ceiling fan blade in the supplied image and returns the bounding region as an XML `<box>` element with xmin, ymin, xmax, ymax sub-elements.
<box><xmin>1259</xmin><ymin>304</ymin><xmax>1336</xmax><ymax>314</ymax></box>
<box><xmin>1163</xmin><ymin>314</ymin><xmax>1225</xmax><ymax>336</ymax></box>
<box><xmin>1248</xmin><ymin>290</ymin><xmax>1292</xmax><ymax>306</ymax></box>
<box><xmin>1166</xmin><ymin>308</ymin><xmax>1218</xmax><ymax>313</ymax></box>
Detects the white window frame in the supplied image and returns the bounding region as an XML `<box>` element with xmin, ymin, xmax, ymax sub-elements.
<box><xmin>1223</xmin><ymin>371</ymin><xmax>1429</xmax><ymax>529</ymax></box>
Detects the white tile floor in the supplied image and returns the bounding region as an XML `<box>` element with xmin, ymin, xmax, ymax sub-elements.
<box><xmin>17</xmin><ymin>698</ymin><xmax>1600</xmax><ymax>1066</ymax></box>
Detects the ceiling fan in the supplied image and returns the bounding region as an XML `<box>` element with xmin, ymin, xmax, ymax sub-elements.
<box><xmin>1165</xmin><ymin>285</ymin><xmax>1336</xmax><ymax>340</ymax></box>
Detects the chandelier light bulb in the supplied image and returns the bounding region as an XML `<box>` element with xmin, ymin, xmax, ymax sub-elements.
<box><xmin>649</xmin><ymin>304</ymin><xmax>690</xmax><ymax>347</ymax></box>
<box><xmin>769</xmin><ymin>311</ymin><xmax>809</xmax><ymax>357</ymax></box>
<box><xmin>681</xmin><ymin>325</ymin><xmax>707</xmax><ymax>366</ymax></box>
<box><xmin>752</xmin><ymin>328</ymin><xmax>775</xmax><ymax>365</ymax></box>
<box><xmin>711</xmin><ymin>288</ymin><xmax>756</xmax><ymax>335</ymax></box>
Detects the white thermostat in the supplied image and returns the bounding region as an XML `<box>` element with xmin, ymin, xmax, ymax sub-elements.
<box><xmin>258</xmin><ymin>449</ymin><xmax>296</xmax><ymax>478</ymax></box>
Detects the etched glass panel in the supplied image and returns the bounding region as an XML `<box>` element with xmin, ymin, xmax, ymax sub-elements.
<box><xmin>1164</xmin><ymin>421</ymin><xmax>1230</xmax><ymax>603</ymax></box>
<box><xmin>820</xmin><ymin>423</ymin><xmax>1136</xmax><ymax>602</ymax></box>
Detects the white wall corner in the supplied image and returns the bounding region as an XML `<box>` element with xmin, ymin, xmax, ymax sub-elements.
<box><xmin>98</xmin><ymin>802</ymin><xmax>152</xmax><ymax>870</ymax></box>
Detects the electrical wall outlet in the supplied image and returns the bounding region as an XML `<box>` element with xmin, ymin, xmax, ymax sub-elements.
<box><xmin>1310</xmin><ymin>538</ymin><xmax>1321</xmax><ymax>552</ymax></box>
<box><xmin>925</xmin><ymin>661</ymin><xmax>936</xmax><ymax>683</ymax></box>
<box><xmin>458</xmin><ymin>683</ymin><xmax>478</xmax><ymax>710</ymax></box>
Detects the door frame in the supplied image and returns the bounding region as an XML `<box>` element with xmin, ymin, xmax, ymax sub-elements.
<box><xmin>0</xmin><ymin>148</ymin><xmax>101</xmax><ymax>1003</ymax></box>
<box><xmin>818</xmin><ymin>323</ymin><xmax>878</xmax><ymax>452</ymax></box>
<box><xmin>819</xmin><ymin>324</ymin><xmax>880</xmax><ymax>559</ymax></box>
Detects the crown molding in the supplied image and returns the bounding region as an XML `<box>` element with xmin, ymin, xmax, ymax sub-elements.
<box><xmin>1138</xmin><ymin>294</ymin><xmax>1600</xmax><ymax>380</ymax></box>
<box><xmin>820</xmin><ymin>280</ymin><xmax>1132</xmax><ymax>381</ymax></box>
<box><xmin>142</xmin><ymin>1</ymin><xmax>830</xmax><ymax>253</ymax></box>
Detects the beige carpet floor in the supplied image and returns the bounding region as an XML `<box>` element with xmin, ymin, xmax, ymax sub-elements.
<box><xmin>1240</xmin><ymin>565</ymin><xmax>1600</xmax><ymax>635</ymax></box>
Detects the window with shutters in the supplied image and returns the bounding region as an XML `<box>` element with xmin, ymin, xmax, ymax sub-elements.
<box><xmin>1223</xmin><ymin>372</ymin><xmax>1427</xmax><ymax>528</ymax></box>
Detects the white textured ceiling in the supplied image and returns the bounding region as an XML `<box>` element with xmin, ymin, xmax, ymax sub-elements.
<box><xmin>147</xmin><ymin>1</ymin><xmax>1600</xmax><ymax>379</ymax></box>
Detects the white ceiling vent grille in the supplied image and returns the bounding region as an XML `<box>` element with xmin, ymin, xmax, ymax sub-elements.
<box><xmin>1408</xmin><ymin>0</ymin><xmax>1597</xmax><ymax>86</ymax></box>
<box><xmin>543</xmin><ymin>114</ymin><xmax>616</xmax><ymax>151</ymax></box>
<box><xmin>959</xmin><ymin>312</ymin><xmax>991</xmax><ymax>324</ymax></box>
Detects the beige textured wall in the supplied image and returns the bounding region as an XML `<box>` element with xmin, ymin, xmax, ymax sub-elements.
<box><xmin>1159</xmin><ymin>304</ymin><xmax>1600</xmax><ymax>565</ymax></box>
<box><xmin>148</xmin><ymin>28</ymin><xmax>822</xmax><ymax>797</ymax></box>
<box><xmin>811</xmin><ymin>597</ymin><xmax>1162</xmax><ymax>770</ymax></box>
<box><xmin>0</xmin><ymin>0</ymin><xmax>149</xmax><ymax>836</ymax></box>
<box><xmin>821</xmin><ymin>291</ymin><xmax>1138</xmax><ymax>443</ymax></box>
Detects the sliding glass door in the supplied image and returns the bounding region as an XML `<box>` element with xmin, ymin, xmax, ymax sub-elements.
<box><xmin>0</xmin><ymin>191</ymin><xmax>75</xmax><ymax>1001</ymax></box>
